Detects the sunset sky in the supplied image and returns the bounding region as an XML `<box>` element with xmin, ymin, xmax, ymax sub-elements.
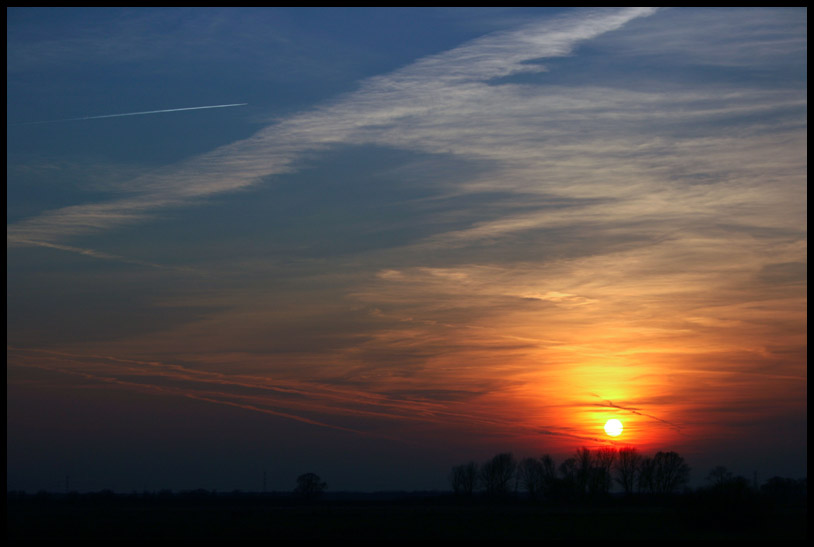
<box><xmin>7</xmin><ymin>7</ymin><xmax>806</xmax><ymax>493</ymax></box>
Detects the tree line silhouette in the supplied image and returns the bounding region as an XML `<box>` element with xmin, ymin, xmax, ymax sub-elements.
<box><xmin>451</xmin><ymin>446</ymin><xmax>690</xmax><ymax>501</ymax></box>
<box><xmin>449</xmin><ymin>445</ymin><xmax>805</xmax><ymax>507</ymax></box>
<box><xmin>8</xmin><ymin>447</ymin><xmax>804</xmax><ymax>513</ymax></box>
<box><xmin>8</xmin><ymin>448</ymin><xmax>805</xmax><ymax>539</ymax></box>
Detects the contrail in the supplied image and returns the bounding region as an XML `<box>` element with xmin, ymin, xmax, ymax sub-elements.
<box><xmin>9</xmin><ymin>103</ymin><xmax>248</xmax><ymax>126</ymax></box>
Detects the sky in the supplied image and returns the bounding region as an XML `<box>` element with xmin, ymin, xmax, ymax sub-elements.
<box><xmin>7</xmin><ymin>7</ymin><xmax>807</xmax><ymax>493</ymax></box>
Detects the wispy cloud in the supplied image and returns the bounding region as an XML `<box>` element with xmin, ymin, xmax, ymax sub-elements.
<box><xmin>8</xmin><ymin>8</ymin><xmax>661</xmax><ymax>251</ymax></box>
<box><xmin>9</xmin><ymin>238</ymin><xmax>204</xmax><ymax>273</ymax></box>
<box><xmin>7</xmin><ymin>346</ymin><xmax>574</xmax><ymax>444</ymax></box>
<box><xmin>9</xmin><ymin>8</ymin><xmax>804</xmax><ymax>291</ymax></box>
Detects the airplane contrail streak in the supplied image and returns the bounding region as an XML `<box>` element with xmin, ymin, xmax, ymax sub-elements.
<box><xmin>9</xmin><ymin>103</ymin><xmax>248</xmax><ymax>125</ymax></box>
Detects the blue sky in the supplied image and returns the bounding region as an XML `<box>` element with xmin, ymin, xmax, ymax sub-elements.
<box><xmin>7</xmin><ymin>7</ymin><xmax>806</xmax><ymax>493</ymax></box>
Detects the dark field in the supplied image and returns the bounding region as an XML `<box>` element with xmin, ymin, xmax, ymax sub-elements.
<box><xmin>7</xmin><ymin>494</ymin><xmax>806</xmax><ymax>540</ymax></box>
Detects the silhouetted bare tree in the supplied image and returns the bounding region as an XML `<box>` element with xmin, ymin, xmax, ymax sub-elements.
<box><xmin>540</xmin><ymin>454</ymin><xmax>558</xmax><ymax>499</ymax></box>
<box><xmin>706</xmin><ymin>465</ymin><xmax>733</xmax><ymax>488</ymax></box>
<box><xmin>294</xmin><ymin>472</ymin><xmax>327</xmax><ymax>501</ymax></box>
<box><xmin>480</xmin><ymin>452</ymin><xmax>517</xmax><ymax>497</ymax></box>
<box><xmin>574</xmin><ymin>447</ymin><xmax>594</xmax><ymax>498</ymax></box>
<box><xmin>591</xmin><ymin>447</ymin><xmax>616</xmax><ymax>495</ymax></box>
<box><xmin>449</xmin><ymin>461</ymin><xmax>478</xmax><ymax>497</ymax></box>
<box><xmin>540</xmin><ymin>454</ymin><xmax>557</xmax><ymax>480</ymax></box>
<box><xmin>637</xmin><ymin>455</ymin><xmax>656</xmax><ymax>494</ymax></box>
<box><xmin>518</xmin><ymin>457</ymin><xmax>545</xmax><ymax>500</ymax></box>
<box><xmin>652</xmin><ymin>451</ymin><xmax>690</xmax><ymax>494</ymax></box>
<box><xmin>558</xmin><ymin>456</ymin><xmax>578</xmax><ymax>501</ymax></box>
<box><xmin>614</xmin><ymin>446</ymin><xmax>642</xmax><ymax>495</ymax></box>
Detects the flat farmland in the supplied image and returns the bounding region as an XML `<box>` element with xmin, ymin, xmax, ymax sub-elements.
<box><xmin>7</xmin><ymin>497</ymin><xmax>806</xmax><ymax>540</ymax></box>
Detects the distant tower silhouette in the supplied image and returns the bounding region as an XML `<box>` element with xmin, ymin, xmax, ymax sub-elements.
<box><xmin>263</xmin><ymin>471</ymin><xmax>267</xmax><ymax>493</ymax></box>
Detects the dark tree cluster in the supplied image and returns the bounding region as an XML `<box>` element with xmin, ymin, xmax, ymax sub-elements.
<box><xmin>679</xmin><ymin>466</ymin><xmax>806</xmax><ymax>531</ymax></box>
<box><xmin>449</xmin><ymin>446</ymin><xmax>691</xmax><ymax>501</ymax></box>
<box><xmin>448</xmin><ymin>446</ymin><xmax>806</xmax><ymax>537</ymax></box>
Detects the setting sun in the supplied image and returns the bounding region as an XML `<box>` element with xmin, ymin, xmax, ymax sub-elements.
<box><xmin>604</xmin><ymin>419</ymin><xmax>623</xmax><ymax>437</ymax></box>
